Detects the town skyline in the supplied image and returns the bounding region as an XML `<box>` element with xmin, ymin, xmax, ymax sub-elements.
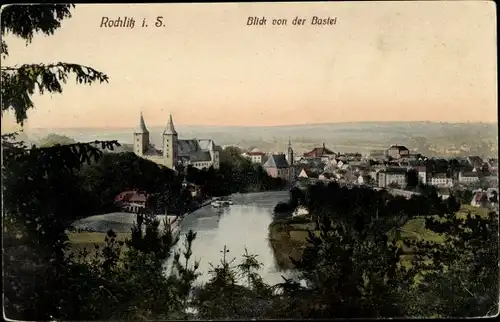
<box><xmin>1</xmin><ymin>1</ymin><xmax>497</xmax><ymax>131</ymax></box>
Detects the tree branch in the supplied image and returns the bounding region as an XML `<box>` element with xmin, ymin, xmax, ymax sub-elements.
<box><xmin>1</xmin><ymin>62</ymin><xmax>109</xmax><ymax>125</ymax></box>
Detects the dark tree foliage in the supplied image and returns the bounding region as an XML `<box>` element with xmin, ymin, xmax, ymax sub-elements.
<box><xmin>183</xmin><ymin>148</ymin><xmax>286</xmax><ymax>197</ymax></box>
<box><xmin>78</xmin><ymin>152</ymin><xmax>181</xmax><ymax>213</ymax></box>
<box><xmin>1</xmin><ymin>4</ymin><xmax>196</xmax><ymax>319</ymax></box>
<box><xmin>1</xmin><ymin>4</ymin><xmax>74</xmax><ymax>47</ymax></box>
<box><xmin>406</xmin><ymin>168</ymin><xmax>419</xmax><ymax>189</ymax></box>
<box><xmin>289</xmin><ymin>217</ymin><xmax>410</xmax><ymax>318</ymax></box>
<box><xmin>407</xmin><ymin>210</ymin><xmax>499</xmax><ymax>317</ymax></box>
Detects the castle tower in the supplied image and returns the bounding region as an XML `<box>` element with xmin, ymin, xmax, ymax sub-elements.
<box><xmin>162</xmin><ymin>114</ymin><xmax>178</xmax><ymax>169</ymax></box>
<box><xmin>133</xmin><ymin>112</ymin><xmax>149</xmax><ymax>156</ymax></box>
<box><xmin>287</xmin><ymin>137</ymin><xmax>294</xmax><ymax>166</ymax></box>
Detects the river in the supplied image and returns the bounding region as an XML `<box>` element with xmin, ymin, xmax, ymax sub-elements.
<box><xmin>166</xmin><ymin>190</ymin><xmax>294</xmax><ymax>285</ymax></box>
<box><xmin>72</xmin><ymin>190</ymin><xmax>295</xmax><ymax>286</ymax></box>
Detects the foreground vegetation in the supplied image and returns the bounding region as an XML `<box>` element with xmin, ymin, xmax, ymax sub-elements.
<box><xmin>2</xmin><ymin>5</ymin><xmax>498</xmax><ymax>320</ymax></box>
<box><xmin>269</xmin><ymin>198</ymin><xmax>489</xmax><ymax>271</ymax></box>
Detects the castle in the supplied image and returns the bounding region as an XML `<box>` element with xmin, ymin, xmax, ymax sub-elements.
<box><xmin>133</xmin><ymin>113</ymin><xmax>220</xmax><ymax>171</ymax></box>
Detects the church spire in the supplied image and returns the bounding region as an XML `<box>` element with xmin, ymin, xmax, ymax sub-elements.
<box><xmin>137</xmin><ymin>112</ymin><xmax>149</xmax><ymax>133</ymax></box>
<box><xmin>163</xmin><ymin>114</ymin><xmax>178</xmax><ymax>135</ymax></box>
<box><xmin>287</xmin><ymin>137</ymin><xmax>294</xmax><ymax>166</ymax></box>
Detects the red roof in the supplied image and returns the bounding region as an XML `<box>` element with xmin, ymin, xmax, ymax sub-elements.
<box><xmin>115</xmin><ymin>191</ymin><xmax>148</xmax><ymax>203</ymax></box>
<box><xmin>304</xmin><ymin>147</ymin><xmax>335</xmax><ymax>158</ymax></box>
<box><xmin>247</xmin><ymin>151</ymin><xmax>266</xmax><ymax>156</ymax></box>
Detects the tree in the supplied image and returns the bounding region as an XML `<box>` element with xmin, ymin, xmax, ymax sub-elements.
<box><xmin>489</xmin><ymin>190</ymin><xmax>498</xmax><ymax>204</ymax></box>
<box><xmin>289</xmin><ymin>215</ymin><xmax>410</xmax><ymax>318</ymax></box>
<box><xmin>456</xmin><ymin>189</ymin><xmax>474</xmax><ymax>205</ymax></box>
<box><xmin>406</xmin><ymin>169</ymin><xmax>419</xmax><ymax>189</ymax></box>
<box><xmin>1</xmin><ymin>5</ymin><xmax>157</xmax><ymax>319</ymax></box>
<box><xmin>388</xmin><ymin>182</ymin><xmax>401</xmax><ymax>189</ymax></box>
<box><xmin>407</xmin><ymin>210</ymin><xmax>499</xmax><ymax>317</ymax></box>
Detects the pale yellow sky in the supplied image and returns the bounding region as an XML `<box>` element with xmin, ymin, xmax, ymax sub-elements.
<box><xmin>1</xmin><ymin>1</ymin><xmax>497</xmax><ymax>130</ymax></box>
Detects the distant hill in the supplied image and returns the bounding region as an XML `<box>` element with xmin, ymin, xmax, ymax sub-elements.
<box><xmin>26</xmin><ymin>122</ymin><xmax>498</xmax><ymax>158</ymax></box>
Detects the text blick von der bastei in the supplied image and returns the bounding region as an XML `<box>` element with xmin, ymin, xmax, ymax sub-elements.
<box><xmin>247</xmin><ymin>16</ymin><xmax>337</xmax><ymax>26</ymax></box>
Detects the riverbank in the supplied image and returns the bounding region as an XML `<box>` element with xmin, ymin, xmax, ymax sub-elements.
<box><xmin>268</xmin><ymin>216</ymin><xmax>319</xmax><ymax>271</ymax></box>
<box><xmin>267</xmin><ymin>204</ymin><xmax>489</xmax><ymax>271</ymax></box>
<box><xmin>68</xmin><ymin>197</ymin><xmax>217</xmax><ymax>256</ymax></box>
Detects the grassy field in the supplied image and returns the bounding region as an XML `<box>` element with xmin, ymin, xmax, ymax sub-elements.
<box><xmin>268</xmin><ymin>205</ymin><xmax>492</xmax><ymax>272</ymax></box>
<box><xmin>67</xmin><ymin>232</ymin><xmax>130</xmax><ymax>259</ymax></box>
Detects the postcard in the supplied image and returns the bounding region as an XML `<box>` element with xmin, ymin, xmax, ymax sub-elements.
<box><xmin>1</xmin><ymin>2</ymin><xmax>498</xmax><ymax>320</ymax></box>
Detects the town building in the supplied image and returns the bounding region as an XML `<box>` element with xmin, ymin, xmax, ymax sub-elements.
<box><xmin>368</xmin><ymin>149</ymin><xmax>387</xmax><ymax>161</ymax></box>
<box><xmin>133</xmin><ymin>113</ymin><xmax>220</xmax><ymax>171</ymax></box>
<box><xmin>263</xmin><ymin>154</ymin><xmax>293</xmax><ymax>181</ymax></box>
<box><xmin>298</xmin><ymin>168</ymin><xmax>318</xmax><ymax>180</ymax></box>
<box><xmin>357</xmin><ymin>174</ymin><xmax>372</xmax><ymax>185</ymax></box>
<box><xmin>242</xmin><ymin>150</ymin><xmax>267</xmax><ymax>164</ymax></box>
<box><xmin>378</xmin><ymin>167</ymin><xmax>408</xmax><ymax>188</ymax></box>
<box><xmin>483</xmin><ymin>174</ymin><xmax>498</xmax><ymax>187</ymax></box>
<box><xmin>412</xmin><ymin>165</ymin><xmax>428</xmax><ymax>184</ymax></box>
<box><xmin>303</xmin><ymin>143</ymin><xmax>335</xmax><ymax>158</ymax></box>
<box><xmin>114</xmin><ymin>190</ymin><xmax>148</xmax><ymax>213</ymax></box>
<box><xmin>386</xmin><ymin>145</ymin><xmax>410</xmax><ymax>160</ymax></box>
<box><xmin>318</xmin><ymin>172</ymin><xmax>334</xmax><ymax>181</ymax></box>
<box><xmin>486</xmin><ymin>158</ymin><xmax>498</xmax><ymax>173</ymax></box>
<box><xmin>471</xmin><ymin>189</ymin><xmax>490</xmax><ymax>208</ymax></box>
<box><xmin>466</xmin><ymin>156</ymin><xmax>485</xmax><ymax>170</ymax></box>
<box><xmin>429</xmin><ymin>173</ymin><xmax>454</xmax><ymax>187</ymax></box>
<box><xmin>458</xmin><ymin>171</ymin><xmax>480</xmax><ymax>184</ymax></box>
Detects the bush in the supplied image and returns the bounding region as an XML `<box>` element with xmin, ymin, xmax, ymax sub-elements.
<box><xmin>274</xmin><ymin>202</ymin><xmax>294</xmax><ymax>214</ymax></box>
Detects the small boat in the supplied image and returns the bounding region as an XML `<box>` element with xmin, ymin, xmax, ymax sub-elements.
<box><xmin>211</xmin><ymin>201</ymin><xmax>223</xmax><ymax>208</ymax></box>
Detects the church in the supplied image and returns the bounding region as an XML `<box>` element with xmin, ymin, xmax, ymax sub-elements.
<box><xmin>133</xmin><ymin>113</ymin><xmax>220</xmax><ymax>171</ymax></box>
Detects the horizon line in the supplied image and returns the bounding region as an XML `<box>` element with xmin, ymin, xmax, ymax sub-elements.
<box><xmin>26</xmin><ymin>120</ymin><xmax>500</xmax><ymax>131</ymax></box>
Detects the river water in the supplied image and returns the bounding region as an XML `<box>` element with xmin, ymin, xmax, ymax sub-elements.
<box><xmin>72</xmin><ymin>190</ymin><xmax>295</xmax><ymax>286</ymax></box>
<box><xmin>166</xmin><ymin>190</ymin><xmax>294</xmax><ymax>285</ymax></box>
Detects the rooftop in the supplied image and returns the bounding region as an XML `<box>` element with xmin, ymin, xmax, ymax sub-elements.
<box><xmin>388</xmin><ymin>145</ymin><xmax>410</xmax><ymax>151</ymax></box>
<box><xmin>263</xmin><ymin>154</ymin><xmax>289</xmax><ymax>169</ymax></box>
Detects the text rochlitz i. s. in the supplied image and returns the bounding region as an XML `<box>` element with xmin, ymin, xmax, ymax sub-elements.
<box><xmin>100</xmin><ymin>17</ymin><xmax>136</xmax><ymax>28</ymax></box>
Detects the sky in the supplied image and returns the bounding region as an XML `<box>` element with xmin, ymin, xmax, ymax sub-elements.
<box><xmin>1</xmin><ymin>1</ymin><xmax>497</xmax><ymax>130</ymax></box>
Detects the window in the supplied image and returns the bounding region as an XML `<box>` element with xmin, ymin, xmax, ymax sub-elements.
<box><xmin>136</xmin><ymin>138</ymin><xmax>139</xmax><ymax>142</ymax></box>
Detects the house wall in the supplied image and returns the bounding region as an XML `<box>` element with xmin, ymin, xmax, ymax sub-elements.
<box><xmin>430</xmin><ymin>177</ymin><xmax>454</xmax><ymax>187</ymax></box>
<box><xmin>276</xmin><ymin>168</ymin><xmax>290</xmax><ymax>180</ymax></box>
<box><xmin>458</xmin><ymin>172</ymin><xmax>480</xmax><ymax>183</ymax></box>
<box><xmin>387</xmin><ymin>148</ymin><xmax>409</xmax><ymax>159</ymax></box>
<box><xmin>289</xmin><ymin>166</ymin><xmax>296</xmax><ymax>181</ymax></box>
<box><xmin>162</xmin><ymin>133</ymin><xmax>177</xmax><ymax>169</ymax></box>
<box><xmin>417</xmin><ymin>171</ymin><xmax>427</xmax><ymax>184</ymax></box>
<box><xmin>378</xmin><ymin>172</ymin><xmax>387</xmax><ymax>188</ymax></box>
<box><xmin>145</xmin><ymin>155</ymin><xmax>169</xmax><ymax>167</ymax></box>
<box><xmin>266</xmin><ymin>168</ymin><xmax>278</xmax><ymax>178</ymax></box>
<box><xmin>133</xmin><ymin>132</ymin><xmax>149</xmax><ymax>156</ymax></box>
<box><xmin>386</xmin><ymin>173</ymin><xmax>407</xmax><ymax>188</ymax></box>
<box><xmin>191</xmin><ymin>161</ymin><xmax>213</xmax><ymax>169</ymax></box>
<box><xmin>211</xmin><ymin>150</ymin><xmax>220</xmax><ymax>169</ymax></box>
<box><xmin>298</xmin><ymin>169</ymin><xmax>308</xmax><ymax>178</ymax></box>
